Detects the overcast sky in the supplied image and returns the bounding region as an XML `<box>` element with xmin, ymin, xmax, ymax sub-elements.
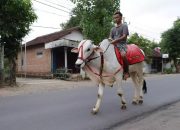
<box><xmin>121</xmin><ymin>0</ymin><xmax>180</xmax><ymax>42</ymax></box>
<box><xmin>23</xmin><ymin>0</ymin><xmax>180</xmax><ymax>43</ymax></box>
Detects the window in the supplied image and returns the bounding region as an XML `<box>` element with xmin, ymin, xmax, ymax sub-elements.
<box><xmin>36</xmin><ymin>50</ymin><xmax>43</xmax><ymax>58</ymax></box>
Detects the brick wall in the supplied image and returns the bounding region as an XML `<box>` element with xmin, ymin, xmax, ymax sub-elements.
<box><xmin>17</xmin><ymin>44</ymin><xmax>51</xmax><ymax>75</ymax></box>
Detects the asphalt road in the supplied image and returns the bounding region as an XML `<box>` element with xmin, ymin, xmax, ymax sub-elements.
<box><xmin>113</xmin><ymin>101</ymin><xmax>180</xmax><ymax>130</ymax></box>
<box><xmin>0</xmin><ymin>74</ymin><xmax>180</xmax><ymax>130</ymax></box>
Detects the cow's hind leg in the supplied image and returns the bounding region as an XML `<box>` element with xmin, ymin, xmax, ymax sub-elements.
<box><xmin>137</xmin><ymin>72</ymin><xmax>144</xmax><ymax>104</ymax></box>
<box><xmin>131</xmin><ymin>73</ymin><xmax>139</xmax><ymax>104</ymax></box>
<box><xmin>131</xmin><ymin>73</ymin><xmax>144</xmax><ymax>105</ymax></box>
<box><xmin>116</xmin><ymin>79</ymin><xmax>127</xmax><ymax>110</ymax></box>
<box><xmin>92</xmin><ymin>82</ymin><xmax>104</xmax><ymax>115</ymax></box>
<box><xmin>138</xmin><ymin>78</ymin><xmax>144</xmax><ymax>104</ymax></box>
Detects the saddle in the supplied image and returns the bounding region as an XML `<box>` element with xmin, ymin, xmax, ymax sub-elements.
<box><xmin>115</xmin><ymin>44</ymin><xmax>145</xmax><ymax>65</ymax></box>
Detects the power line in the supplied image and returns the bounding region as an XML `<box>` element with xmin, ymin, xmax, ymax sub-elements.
<box><xmin>55</xmin><ymin>0</ymin><xmax>75</xmax><ymax>7</ymax></box>
<box><xmin>128</xmin><ymin>24</ymin><xmax>162</xmax><ymax>41</ymax></box>
<box><xmin>33</xmin><ymin>0</ymin><xmax>70</xmax><ymax>14</ymax></box>
<box><xmin>34</xmin><ymin>8</ymin><xmax>70</xmax><ymax>17</ymax></box>
<box><xmin>130</xmin><ymin>24</ymin><xmax>160</xmax><ymax>35</ymax></box>
<box><xmin>43</xmin><ymin>0</ymin><xmax>72</xmax><ymax>11</ymax></box>
<box><xmin>130</xmin><ymin>31</ymin><xmax>160</xmax><ymax>42</ymax></box>
<box><xmin>130</xmin><ymin>21</ymin><xmax>165</xmax><ymax>30</ymax></box>
<box><xmin>32</xmin><ymin>25</ymin><xmax>61</xmax><ymax>30</ymax></box>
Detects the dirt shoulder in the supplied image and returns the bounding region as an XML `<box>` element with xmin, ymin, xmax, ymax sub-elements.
<box><xmin>0</xmin><ymin>74</ymin><xmax>171</xmax><ymax>97</ymax></box>
<box><xmin>113</xmin><ymin>101</ymin><xmax>180</xmax><ymax>130</ymax></box>
<box><xmin>0</xmin><ymin>78</ymin><xmax>93</xmax><ymax>97</ymax></box>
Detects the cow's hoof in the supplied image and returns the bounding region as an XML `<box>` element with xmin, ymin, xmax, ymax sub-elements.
<box><xmin>91</xmin><ymin>110</ymin><xmax>98</xmax><ymax>115</ymax></box>
<box><xmin>121</xmin><ymin>105</ymin><xmax>127</xmax><ymax>110</ymax></box>
<box><xmin>139</xmin><ymin>100</ymin><xmax>143</xmax><ymax>104</ymax></box>
<box><xmin>110</xmin><ymin>85</ymin><xmax>113</xmax><ymax>88</ymax></box>
<box><xmin>132</xmin><ymin>101</ymin><xmax>138</xmax><ymax>105</ymax></box>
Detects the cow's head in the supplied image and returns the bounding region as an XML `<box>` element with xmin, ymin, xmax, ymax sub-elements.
<box><xmin>71</xmin><ymin>40</ymin><xmax>103</xmax><ymax>68</ymax></box>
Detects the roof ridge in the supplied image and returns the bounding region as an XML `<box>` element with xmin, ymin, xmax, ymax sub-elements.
<box><xmin>26</xmin><ymin>26</ymin><xmax>81</xmax><ymax>46</ymax></box>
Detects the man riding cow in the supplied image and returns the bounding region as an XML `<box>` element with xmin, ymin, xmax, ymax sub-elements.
<box><xmin>109</xmin><ymin>11</ymin><xmax>129</xmax><ymax>80</ymax></box>
<box><xmin>71</xmin><ymin>11</ymin><xmax>146</xmax><ymax>114</ymax></box>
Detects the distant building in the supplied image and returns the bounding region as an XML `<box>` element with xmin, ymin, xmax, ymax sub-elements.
<box><xmin>17</xmin><ymin>27</ymin><xmax>83</xmax><ymax>77</ymax></box>
<box><xmin>150</xmin><ymin>47</ymin><xmax>162</xmax><ymax>72</ymax></box>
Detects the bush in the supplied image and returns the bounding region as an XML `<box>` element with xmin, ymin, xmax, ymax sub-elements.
<box><xmin>164</xmin><ymin>68</ymin><xmax>173</xmax><ymax>74</ymax></box>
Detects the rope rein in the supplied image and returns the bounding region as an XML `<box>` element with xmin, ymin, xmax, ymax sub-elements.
<box><xmin>81</xmin><ymin>41</ymin><xmax>122</xmax><ymax>78</ymax></box>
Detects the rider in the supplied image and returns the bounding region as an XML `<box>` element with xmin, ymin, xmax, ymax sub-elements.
<box><xmin>109</xmin><ymin>11</ymin><xmax>129</xmax><ymax>80</ymax></box>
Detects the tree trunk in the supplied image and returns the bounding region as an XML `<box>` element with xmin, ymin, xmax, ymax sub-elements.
<box><xmin>173</xmin><ymin>58</ymin><xmax>180</xmax><ymax>73</ymax></box>
<box><xmin>9</xmin><ymin>57</ymin><xmax>16</xmax><ymax>86</ymax></box>
<box><xmin>175</xmin><ymin>64</ymin><xmax>180</xmax><ymax>73</ymax></box>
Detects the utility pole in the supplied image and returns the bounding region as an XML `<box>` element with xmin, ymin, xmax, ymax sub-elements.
<box><xmin>0</xmin><ymin>42</ymin><xmax>4</xmax><ymax>84</ymax></box>
<box><xmin>25</xmin><ymin>43</ymin><xmax>27</xmax><ymax>78</ymax></box>
<box><xmin>20</xmin><ymin>43</ymin><xmax>23</xmax><ymax>78</ymax></box>
<box><xmin>0</xmin><ymin>43</ymin><xmax>2</xmax><ymax>83</ymax></box>
<box><xmin>162</xmin><ymin>57</ymin><xmax>163</xmax><ymax>73</ymax></box>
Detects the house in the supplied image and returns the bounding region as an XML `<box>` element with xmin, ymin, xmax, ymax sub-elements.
<box><xmin>17</xmin><ymin>27</ymin><xmax>83</xmax><ymax>77</ymax></box>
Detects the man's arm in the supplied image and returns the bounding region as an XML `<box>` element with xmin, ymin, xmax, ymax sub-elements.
<box><xmin>111</xmin><ymin>34</ymin><xmax>127</xmax><ymax>45</ymax></box>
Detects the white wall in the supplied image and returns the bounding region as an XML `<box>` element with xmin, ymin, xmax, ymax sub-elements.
<box><xmin>63</xmin><ymin>31</ymin><xmax>83</xmax><ymax>42</ymax></box>
<box><xmin>143</xmin><ymin>61</ymin><xmax>151</xmax><ymax>73</ymax></box>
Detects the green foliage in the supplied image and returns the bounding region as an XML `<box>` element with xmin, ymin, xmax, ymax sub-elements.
<box><xmin>163</xmin><ymin>68</ymin><xmax>173</xmax><ymax>74</ymax></box>
<box><xmin>160</xmin><ymin>18</ymin><xmax>180</xmax><ymax>64</ymax></box>
<box><xmin>62</xmin><ymin>0</ymin><xmax>120</xmax><ymax>44</ymax></box>
<box><xmin>0</xmin><ymin>0</ymin><xmax>37</xmax><ymax>57</ymax></box>
<box><xmin>60</xmin><ymin>7</ymin><xmax>82</xmax><ymax>29</ymax></box>
<box><xmin>128</xmin><ymin>33</ymin><xmax>159</xmax><ymax>57</ymax></box>
<box><xmin>0</xmin><ymin>0</ymin><xmax>37</xmax><ymax>39</ymax></box>
<box><xmin>0</xmin><ymin>0</ymin><xmax>37</xmax><ymax>84</ymax></box>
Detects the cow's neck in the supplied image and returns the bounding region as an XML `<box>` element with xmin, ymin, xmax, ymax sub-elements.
<box><xmin>85</xmin><ymin>51</ymin><xmax>104</xmax><ymax>78</ymax></box>
<box><xmin>86</xmin><ymin>51</ymin><xmax>101</xmax><ymax>65</ymax></box>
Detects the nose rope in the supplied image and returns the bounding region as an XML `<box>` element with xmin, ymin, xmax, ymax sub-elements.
<box><xmin>78</xmin><ymin>40</ymin><xmax>122</xmax><ymax>78</ymax></box>
<box><xmin>77</xmin><ymin>40</ymin><xmax>96</xmax><ymax>64</ymax></box>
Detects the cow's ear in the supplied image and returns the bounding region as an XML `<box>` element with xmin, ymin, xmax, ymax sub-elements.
<box><xmin>93</xmin><ymin>47</ymin><xmax>103</xmax><ymax>53</ymax></box>
<box><xmin>71</xmin><ymin>48</ymin><xmax>78</xmax><ymax>53</ymax></box>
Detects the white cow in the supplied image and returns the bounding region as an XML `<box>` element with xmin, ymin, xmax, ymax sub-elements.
<box><xmin>71</xmin><ymin>39</ymin><xmax>147</xmax><ymax>114</ymax></box>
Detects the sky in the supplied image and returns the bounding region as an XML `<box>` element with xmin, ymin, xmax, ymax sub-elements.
<box><xmin>23</xmin><ymin>0</ymin><xmax>75</xmax><ymax>43</ymax></box>
<box><xmin>23</xmin><ymin>0</ymin><xmax>180</xmax><ymax>43</ymax></box>
<box><xmin>121</xmin><ymin>0</ymin><xmax>180</xmax><ymax>42</ymax></box>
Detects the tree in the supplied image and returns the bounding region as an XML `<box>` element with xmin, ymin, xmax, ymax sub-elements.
<box><xmin>160</xmin><ymin>18</ymin><xmax>180</xmax><ymax>72</ymax></box>
<box><xmin>128</xmin><ymin>33</ymin><xmax>159</xmax><ymax>57</ymax></box>
<box><xmin>62</xmin><ymin>0</ymin><xmax>120</xmax><ymax>44</ymax></box>
<box><xmin>60</xmin><ymin>7</ymin><xmax>82</xmax><ymax>29</ymax></box>
<box><xmin>0</xmin><ymin>0</ymin><xmax>37</xmax><ymax>85</ymax></box>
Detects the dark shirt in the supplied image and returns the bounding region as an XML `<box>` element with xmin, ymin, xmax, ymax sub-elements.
<box><xmin>110</xmin><ymin>23</ymin><xmax>129</xmax><ymax>52</ymax></box>
<box><xmin>109</xmin><ymin>23</ymin><xmax>129</xmax><ymax>46</ymax></box>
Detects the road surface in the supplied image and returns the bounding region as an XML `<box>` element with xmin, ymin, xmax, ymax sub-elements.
<box><xmin>0</xmin><ymin>74</ymin><xmax>180</xmax><ymax>130</ymax></box>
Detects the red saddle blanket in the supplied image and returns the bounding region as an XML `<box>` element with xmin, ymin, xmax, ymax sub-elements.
<box><xmin>115</xmin><ymin>44</ymin><xmax>145</xmax><ymax>65</ymax></box>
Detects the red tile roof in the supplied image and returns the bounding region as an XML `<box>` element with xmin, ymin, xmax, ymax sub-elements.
<box><xmin>26</xmin><ymin>26</ymin><xmax>82</xmax><ymax>46</ymax></box>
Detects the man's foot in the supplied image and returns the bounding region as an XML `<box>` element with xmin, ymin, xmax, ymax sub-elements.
<box><xmin>123</xmin><ymin>73</ymin><xmax>130</xmax><ymax>80</ymax></box>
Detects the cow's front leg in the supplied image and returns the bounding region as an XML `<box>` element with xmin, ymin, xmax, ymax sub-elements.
<box><xmin>92</xmin><ymin>82</ymin><xmax>104</xmax><ymax>115</ymax></box>
<box><xmin>116</xmin><ymin>81</ymin><xmax>127</xmax><ymax>110</ymax></box>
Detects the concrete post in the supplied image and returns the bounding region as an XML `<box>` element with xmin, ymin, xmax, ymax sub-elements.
<box><xmin>25</xmin><ymin>43</ymin><xmax>27</xmax><ymax>78</ymax></box>
<box><xmin>64</xmin><ymin>47</ymin><xmax>68</xmax><ymax>71</ymax></box>
<box><xmin>0</xmin><ymin>43</ymin><xmax>4</xmax><ymax>83</ymax></box>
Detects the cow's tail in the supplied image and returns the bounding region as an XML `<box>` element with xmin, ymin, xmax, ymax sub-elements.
<box><xmin>142</xmin><ymin>79</ymin><xmax>147</xmax><ymax>94</ymax></box>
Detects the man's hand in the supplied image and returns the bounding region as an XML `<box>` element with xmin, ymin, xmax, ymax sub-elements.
<box><xmin>111</xmin><ymin>39</ymin><xmax>117</xmax><ymax>45</ymax></box>
<box><xmin>108</xmin><ymin>38</ymin><xmax>113</xmax><ymax>41</ymax></box>
<box><xmin>108</xmin><ymin>38</ymin><xmax>116</xmax><ymax>45</ymax></box>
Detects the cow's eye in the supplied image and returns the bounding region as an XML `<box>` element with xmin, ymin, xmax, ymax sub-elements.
<box><xmin>87</xmin><ymin>48</ymin><xmax>90</xmax><ymax>52</ymax></box>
